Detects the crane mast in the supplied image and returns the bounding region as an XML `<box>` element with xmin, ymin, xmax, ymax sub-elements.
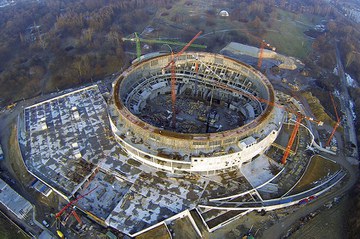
<box><xmin>163</xmin><ymin>31</ymin><xmax>203</xmax><ymax>128</ymax></box>
<box><xmin>55</xmin><ymin>186</ymin><xmax>98</xmax><ymax>219</ymax></box>
<box><xmin>257</xmin><ymin>41</ymin><xmax>265</xmax><ymax>69</ymax></box>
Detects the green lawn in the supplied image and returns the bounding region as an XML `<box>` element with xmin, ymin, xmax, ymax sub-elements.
<box><xmin>152</xmin><ymin>4</ymin><xmax>323</xmax><ymax>60</ymax></box>
<box><xmin>264</xmin><ymin>9</ymin><xmax>322</xmax><ymax>59</ymax></box>
<box><xmin>0</xmin><ymin>213</ymin><xmax>29</xmax><ymax>239</ymax></box>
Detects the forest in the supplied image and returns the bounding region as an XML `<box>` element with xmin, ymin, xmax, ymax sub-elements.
<box><xmin>1</xmin><ymin>0</ymin><xmax>359</xmax><ymax>106</ymax></box>
<box><xmin>0</xmin><ymin>0</ymin><xmax>175</xmax><ymax>106</ymax></box>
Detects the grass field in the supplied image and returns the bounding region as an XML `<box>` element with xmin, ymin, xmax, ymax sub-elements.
<box><xmin>301</xmin><ymin>91</ymin><xmax>341</xmax><ymax>129</ymax></box>
<box><xmin>0</xmin><ymin>212</ymin><xmax>29</xmax><ymax>239</ymax></box>
<box><xmin>264</xmin><ymin>9</ymin><xmax>321</xmax><ymax>59</ymax></box>
<box><xmin>291</xmin><ymin>155</ymin><xmax>340</xmax><ymax>194</ymax></box>
<box><xmin>150</xmin><ymin>2</ymin><xmax>322</xmax><ymax>60</ymax></box>
<box><xmin>136</xmin><ymin>224</ymin><xmax>170</xmax><ymax>239</ymax></box>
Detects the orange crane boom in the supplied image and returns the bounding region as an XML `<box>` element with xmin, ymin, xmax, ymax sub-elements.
<box><xmin>245</xmin><ymin>33</ymin><xmax>274</xmax><ymax>69</ymax></box>
<box><xmin>257</xmin><ymin>41</ymin><xmax>265</xmax><ymax>69</ymax></box>
<box><xmin>326</xmin><ymin>93</ymin><xmax>341</xmax><ymax>147</ymax></box>
<box><xmin>194</xmin><ymin>61</ymin><xmax>199</xmax><ymax>96</ymax></box>
<box><xmin>163</xmin><ymin>31</ymin><xmax>203</xmax><ymax>69</ymax></box>
<box><xmin>71</xmin><ymin>210</ymin><xmax>82</xmax><ymax>225</ymax></box>
<box><xmin>163</xmin><ymin>31</ymin><xmax>203</xmax><ymax>127</ymax></box>
<box><xmin>171</xmin><ymin>52</ymin><xmax>176</xmax><ymax>127</ymax></box>
<box><xmin>281</xmin><ymin>114</ymin><xmax>303</xmax><ymax>164</ymax></box>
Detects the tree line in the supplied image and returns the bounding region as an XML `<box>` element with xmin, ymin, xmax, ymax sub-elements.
<box><xmin>0</xmin><ymin>0</ymin><xmax>175</xmax><ymax>107</ymax></box>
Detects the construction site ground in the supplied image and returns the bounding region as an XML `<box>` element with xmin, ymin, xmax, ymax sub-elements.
<box><xmin>4</xmin><ymin>124</ymin><xmax>62</xmax><ymax>214</ymax></box>
<box><xmin>288</xmin><ymin>195</ymin><xmax>349</xmax><ymax>239</ymax></box>
<box><xmin>291</xmin><ymin>155</ymin><xmax>341</xmax><ymax>195</ymax></box>
<box><xmin>168</xmin><ymin>216</ymin><xmax>201</xmax><ymax>239</ymax></box>
<box><xmin>0</xmin><ymin>92</ymin><xmax>353</xmax><ymax>239</ymax></box>
<box><xmin>0</xmin><ymin>10</ymin><xmax>356</xmax><ymax>237</ymax></box>
<box><xmin>135</xmin><ymin>224</ymin><xmax>170</xmax><ymax>239</ymax></box>
<box><xmin>193</xmin><ymin>182</ymin><xmax>348</xmax><ymax>239</ymax></box>
<box><xmin>138</xmin><ymin>93</ymin><xmax>244</xmax><ymax>134</ymax></box>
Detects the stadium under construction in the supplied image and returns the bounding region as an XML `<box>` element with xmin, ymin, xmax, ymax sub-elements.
<box><xmin>17</xmin><ymin>51</ymin><xmax>345</xmax><ymax>237</ymax></box>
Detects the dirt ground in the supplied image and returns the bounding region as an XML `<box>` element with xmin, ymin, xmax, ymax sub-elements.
<box><xmin>292</xmin><ymin>155</ymin><xmax>341</xmax><ymax>194</ymax></box>
<box><xmin>289</xmin><ymin>196</ymin><xmax>349</xmax><ymax>239</ymax></box>
<box><xmin>200</xmin><ymin>197</ymin><xmax>350</xmax><ymax>239</ymax></box>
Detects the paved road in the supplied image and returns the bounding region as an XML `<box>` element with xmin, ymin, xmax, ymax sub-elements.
<box><xmin>334</xmin><ymin>43</ymin><xmax>358</xmax><ymax>159</ymax></box>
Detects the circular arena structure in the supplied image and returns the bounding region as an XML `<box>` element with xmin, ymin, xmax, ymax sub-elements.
<box><xmin>108</xmin><ymin>52</ymin><xmax>284</xmax><ymax>174</ymax></box>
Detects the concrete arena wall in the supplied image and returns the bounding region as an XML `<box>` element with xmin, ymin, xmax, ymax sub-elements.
<box><xmin>116</xmin><ymin>106</ymin><xmax>275</xmax><ymax>151</ymax></box>
<box><xmin>120</xmin><ymin>53</ymin><xmax>271</xmax><ymax>104</ymax></box>
<box><xmin>109</xmin><ymin>115</ymin><xmax>280</xmax><ymax>174</ymax></box>
<box><xmin>190</xmin><ymin>129</ymin><xmax>280</xmax><ymax>172</ymax></box>
<box><xmin>112</xmin><ymin>52</ymin><xmax>275</xmax><ymax>151</ymax></box>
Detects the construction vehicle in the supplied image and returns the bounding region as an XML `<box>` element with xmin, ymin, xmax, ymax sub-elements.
<box><xmin>122</xmin><ymin>32</ymin><xmax>207</xmax><ymax>61</ymax></box>
<box><xmin>56</xmin><ymin>230</ymin><xmax>64</xmax><ymax>239</ymax></box>
<box><xmin>6</xmin><ymin>103</ymin><xmax>16</xmax><ymax>110</ymax></box>
<box><xmin>162</xmin><ymin>31</ymin><xmax>203</xmax><ymax>127</ymax></box>
<box><xmin>326</xmin><ymin>93</ymin><xmax>341</xmax><ymax>148</ymax></box>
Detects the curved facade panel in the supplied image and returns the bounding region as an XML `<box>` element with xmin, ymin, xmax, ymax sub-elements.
<box><xmin>109</xmin><ymin>52</ymin><xmax>284</xmax><ymax>174</ymax></box>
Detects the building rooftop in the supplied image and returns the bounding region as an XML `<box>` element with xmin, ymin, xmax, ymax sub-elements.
<box><xmin>17</xmin><ymin>81</ymin><xmax>337</xmax><ymax>236</ymax></box>
<box><xmin>0</xmin><ymin>178</ymin><xmax>33</xmax><ymax>219</ymax></box>
<box><xmin>21</xmin><ymin>86</ymin><xmax>111</xmax><ymax>196</ymax></box>
<box><xmin>19</xmin><ymin>84</ymin><xmax>255</xmax><ymax>235</ymax></box>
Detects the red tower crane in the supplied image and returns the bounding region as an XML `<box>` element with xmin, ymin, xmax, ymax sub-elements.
<box><xmin>54</xmin><ymin>186</ymin><xmax>98</xmax><ymax>228</ymax></box>
<box><xmin>71</xmin><ymin>210</ymin><xmax>82</xmax><ymax>225</ymax></box>
<box><xmin>281</xmin><ymin>113</ymin><xmax>303</xmax><ymax>164</ymax></box>
<box><xmin>326</xmin><ymin>93</ymin><xmax>341</xmax><ymax>147</ymax></box>
<box><xmin>194</xmin><ymin>61</ymin><xmax>199</xmax><ymax>96</ymax></box>
<box><xmin>163</xmin><ymin>31</ymin><xmax>203</xmax><ymax>127</ymax></box>
<box><xmin>257</xmin><ymin>39</ymin><xmax>275</xmax><ymax>69</ymax></box>
<box><xmin>243</xmin><ymin>31</ymin><xmax>275</xmax><ymax>69</ymax></box>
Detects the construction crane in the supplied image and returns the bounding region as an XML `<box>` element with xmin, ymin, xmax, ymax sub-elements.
<box><xmin>326</xmin><ymin>93</ymin><xmax>341</xmax><ymax>147</ymax></box>
<box><xmin>62</xmin><ymin>206</ymin><xmax>83</xmax><ymax>226</ymax></box>
<box><xmin>71</xmin><ymin>210</ymin><xmax>82</xmax><ymax>225</ymax></box>
<box><xmin>163</xmin><ymin>31</ymin><xmax>203</xmax><ymax>127</ymax></box>
<box><xmin>53</xmin><ymin>186</ymin><xmax>98</xmax><ymax>228</ymax></box>
<box><xmin>282</xmin><ymin>112</ymin><xmax>303</xmax><ymax>164</ymax></box>
<box><xmin>61</xmin><ymin>165</ymin><xmax>102</xmax><ymax>225</ymax></box>
<box><xmin>189</xmin><ymin>58</ymin><xmax>322</xmax><ymax>164</ymax></box>
<box><xmin>243</xmin><ymin>31</ymin><xmax>275</xmax><ymax>69</ymax></box>
<box><xmin>122</xmin><ymin>32</ymin><xmax>207</xmax><ymax>61</ymax></box>
<box><xmin>194</xmin><ymin>61</ymin><xmax>199</xmax><ymax>96</ymax></box>
<box><xmin>257</xmin><ymin>39</ymin><xmax>275</xmax><ymax>69</ymax></box>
